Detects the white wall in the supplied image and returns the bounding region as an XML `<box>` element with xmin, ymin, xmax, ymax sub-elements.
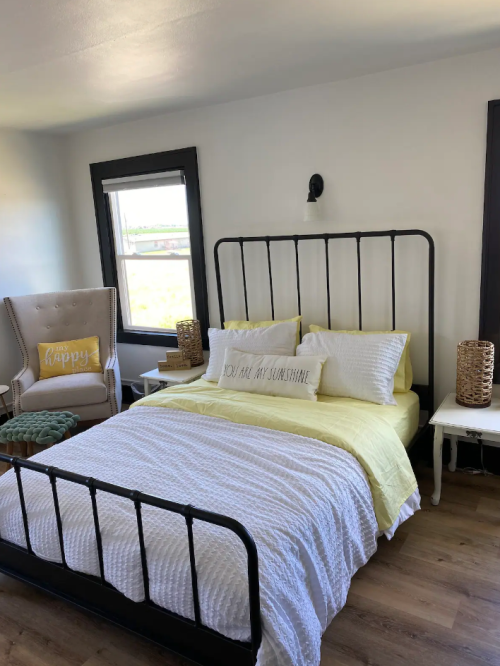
<box><xmin>65</xmin><ymin>46</ymin><xmax>500</xmax><ymax>402</ymax></box>
<box><xmin>0</xmin><ymin>130</ymin><xmax>77</xmax><ymax>406</ymax></box>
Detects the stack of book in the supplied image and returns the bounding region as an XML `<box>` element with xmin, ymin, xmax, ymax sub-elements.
<box><xmin>158</xmin><ymin>351</ymin><xmax>191</xmax><ymax>371</ymax></box>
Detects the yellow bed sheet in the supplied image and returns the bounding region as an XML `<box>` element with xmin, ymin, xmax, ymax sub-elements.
<box><xmin>133</xmin><ymin>380</ymin><xmax>418</xmax><ymax>531</ymax></box>
<box><xmin>317</xmin><ymin>391</ymin><xmax>420</xmax><ymax>449</ymax></box>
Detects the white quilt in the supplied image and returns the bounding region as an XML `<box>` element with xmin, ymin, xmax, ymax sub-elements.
<box><xmin>0</xmin><ymin>407</ymin><xmax>419</xmax><ymax>666</ymax></box>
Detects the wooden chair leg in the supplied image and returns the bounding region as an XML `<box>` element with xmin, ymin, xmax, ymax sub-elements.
<box><xmin>19</xmin><ymin>442</ymin><xmax>27</xmax><ymax>458</ymax></box>
<box><xmin>64</xmin><ymin>431</ymin><xmax>71</xmax><ymax>440</ymax></box>
<box><xmin>27</xmin><ymin>441</ymin><xmax>34</xmax><ymax>457</ymax></box>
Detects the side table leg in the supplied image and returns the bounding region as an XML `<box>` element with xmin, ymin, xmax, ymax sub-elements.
<box><xmin>448</xmin><ymin>435</ymin><xmax>458</xmax><ymax>472</ymax></box>
<box><xmin>431</xmin><ymin>425</ymin><xmax>444</xmax><ymax>506</ymax></box>
<box><xmin>0</xmin><ymin>394</ymin><xmax>10</xmax><ymax>420</ymax></box>
<box><xmin>144</xmin><ymin>378</ymin><xmax>150</xmax><ymax>397</ymax></box>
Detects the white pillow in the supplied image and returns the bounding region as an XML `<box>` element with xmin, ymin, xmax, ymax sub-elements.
<box><xmin>203</xmin><ymin>322</ymin><xmax>297</xmax><ymax>382</ymax></box>
<box><xmin>296</xmin><ymin>331</ymin><xmax>407</xmax><ymax>405</ymax></box>
<box><xmin>218</xmin><ymin>348</ymin><xmax>325</xmax><ymax>401</ymax></box>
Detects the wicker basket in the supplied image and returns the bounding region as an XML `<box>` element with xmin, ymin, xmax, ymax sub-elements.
<box><xmin>456</xmin><ymin>340</ymin><xmax>494</xmax><ymax>408</ymax></box>
<box><xmin>176</xmin><ymin>319</ymin><xmax>204</xmax><ymax>367</ymax></box>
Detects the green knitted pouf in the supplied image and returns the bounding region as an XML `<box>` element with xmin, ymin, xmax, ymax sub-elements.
<box><xmin>0</xmin><ymin>411</ymin><xmax>80</xmax><ymax>446</ymax></box>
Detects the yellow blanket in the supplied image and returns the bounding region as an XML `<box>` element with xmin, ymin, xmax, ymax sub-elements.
<box><xmin>133</xmin><ymin>380</ymin><xmax>418</xmax><ymax>530</ymax></box>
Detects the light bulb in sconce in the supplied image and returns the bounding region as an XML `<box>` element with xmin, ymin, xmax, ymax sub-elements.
<box><xmin>304</xmin><ymin>174</ymin><xmax>324</xmax><ymax>223</ymax></box>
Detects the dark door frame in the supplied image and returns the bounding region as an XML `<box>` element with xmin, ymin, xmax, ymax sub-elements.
<box><xmin>479</xmin><ymin>100</ymin><xmax>500</xmax><ymax>381</ymax></box>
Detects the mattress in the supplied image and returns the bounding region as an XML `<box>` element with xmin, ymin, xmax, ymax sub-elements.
<box><xmin>317</xmin><ymin>390</ymin><xmax>420</xmax><ymax>448</ymax></box>
<box><xmin>137</xmin><ymin>380</ymin><xmax>419</xmax><ymax>528</ymax></box>
<box><xmin>0</xmin><ymin>406</ymin><xmax>420</xmax><ymax>666</ymax></box>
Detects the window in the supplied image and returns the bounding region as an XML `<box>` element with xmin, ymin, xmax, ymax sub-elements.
<box><xmin>105</xmin><ymin>171</ymin><xmax>194</xmax><ymax>333</ymax></box>
<box><xmin>90</xmin><ymin>148</ymin><xmax>209</xmax><ymax>347</ymax></box>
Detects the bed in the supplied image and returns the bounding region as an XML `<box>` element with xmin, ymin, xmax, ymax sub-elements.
<box><xmin>0</xmin><ymin>230</ymin><xmax>435</xmax><ymax>666</ymax></box>
<box><xmin>317</xmin><ymin>390</ymin><xmax>420</xmax><ymax>449</ymax></box>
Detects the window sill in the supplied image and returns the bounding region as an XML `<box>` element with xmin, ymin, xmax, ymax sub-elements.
<box><xmin>117</xmin><ymin>329</ymin><xmax>208</xmax><ymax>350</ymax></box>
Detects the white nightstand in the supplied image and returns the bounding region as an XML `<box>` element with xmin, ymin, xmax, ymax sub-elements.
<box><xmin>140</xmin><ymin>362</ymin><xmax>208</xmax><ymax>396</ymax></box>
<box><xmin>430</xmin><ymin>392</ymin><xmax>500</xmax><ymax>506</ymax></box>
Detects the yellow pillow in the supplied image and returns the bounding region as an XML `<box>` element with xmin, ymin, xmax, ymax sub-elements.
<box><xmin>309</xmin><ymin>325</ymin><xmax>412</xmax><ymax>392</ymax></box>
<box><xmin>38</xmin><ymin>336</ymin><xmax>102</xmax><ymax>380</ymax></box>
<box><xmin>224</xmin><ymin>316</ymin><xmax>302</xmax><ymax>346</ymax></box>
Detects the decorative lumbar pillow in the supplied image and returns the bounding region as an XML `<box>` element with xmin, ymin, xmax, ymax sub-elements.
<box><xmin>297</xmin><ymin>331</ymin><xmax>407</xmax><ymax>405</ymax></box>
<box><xmin>203</xmin><ymin>322</ymin><xmax>297</xmax><ymax>382</ymax></box>
<box><xmin>218</xmin><ymin>348</ymin><xmax>325</xmax><ymax>401</ymax></box>
<box><xmin>309</xmin><ymin>325</ymin><xmax>413</xmax><ymax>392</ymax></box>
<box><xmin>225</xmin><ymin>316</ymin><xmax>302</xmax><ymax>346</ymax></box>
<box><xmin>38</xmin><ymin>336</ymin><xmax>102</xmax><ymax>380</ymax></box>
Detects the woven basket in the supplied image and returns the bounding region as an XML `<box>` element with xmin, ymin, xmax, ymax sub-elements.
<box><xmin>456</xmin><ymin>340</ymin><xmax>494</xmax><ymax>408</ymax></box>
<box><xmin>176</xmin><ymin>319</ymin><xmax>204</xmax><ymax>367</ymax></box>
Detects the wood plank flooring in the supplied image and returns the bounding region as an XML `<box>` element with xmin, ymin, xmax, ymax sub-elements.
<box><xmin>0</xmin><ymin>464</ymin><xmax>499</xmax><ymax>665</ymax></box>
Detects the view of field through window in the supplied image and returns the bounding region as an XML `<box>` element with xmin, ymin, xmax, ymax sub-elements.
<box><xmin>109</xmin><ymin>182</ymin><xmax>194</xmax><ymax>332</ymax></box>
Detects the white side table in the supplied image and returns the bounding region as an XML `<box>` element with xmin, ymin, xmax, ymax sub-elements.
<box><xmin>430</xmin><ymin>392</ymin><xmax>500</xmax><ymax>505</ymax></box>
<box><xmin>140</xmin><ymin>362</ymin><xmax>208</xmax><ymax>396</ymax></box>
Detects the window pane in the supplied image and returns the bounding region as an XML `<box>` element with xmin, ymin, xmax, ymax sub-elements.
<box><xmin>122</xmin><ymin>259</ymin><xmax>194</xmax><ymax>331</ymax></box>
<box><xmin>108</xmin><ymin>176</ymin><xmax>196</xmax><ymax>333</ymax></box>
<box><xmin>111</xmin><ymin>184</ymin><xmax>190</xmax><ymax>256</ymax></box>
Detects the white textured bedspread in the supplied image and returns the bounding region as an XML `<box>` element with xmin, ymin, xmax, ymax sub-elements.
<box><xmin>0</xmin><ymin>407</ymin><xmax>417</xmax><ymax>666</ymax></box>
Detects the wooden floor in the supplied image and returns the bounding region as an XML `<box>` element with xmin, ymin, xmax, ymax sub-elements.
<box><xmin>0</xmin><ymin>465</ymin><xmax>499</xmax><ymax>665</ymax></box>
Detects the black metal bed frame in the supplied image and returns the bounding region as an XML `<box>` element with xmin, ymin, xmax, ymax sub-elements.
<box><xmin>215</xmin><ymin>229</ymin><xmax>435</xmax><ymax>442</ymax></box>
<box><xmin>0</xmin><ymin>455</ymin><xmax>261</xmax><ymax>666</ymax></box>
<box><xmin>0</xmin><ymin>229</ymin><xmax>434</xmax><ymax>666</ymax></box>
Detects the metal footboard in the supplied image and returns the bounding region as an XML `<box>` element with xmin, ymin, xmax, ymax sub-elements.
<box><xmin>0</xmin><ymin>453</ymin><xmax>262</xmax><ymax>666</ymax></box>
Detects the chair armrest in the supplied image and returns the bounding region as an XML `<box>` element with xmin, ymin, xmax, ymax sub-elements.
<box><xmin>12</xmin><ymin>366</ymin><xmax>36</xmax><ymax>394</ymax></box>
<box><xmin>11</xmin><ymin>366</ymin><xmax>37</xmax><ymax>416</ymax></box>
<box><xmin>103</xmin><ymin>354</ymin><xmax>122</xmax><ymax>416</ymax></box>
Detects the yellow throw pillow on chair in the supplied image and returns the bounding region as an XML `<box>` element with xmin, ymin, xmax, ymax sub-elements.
<box><xmin>38</xmin><ymin>336</ymin><xmax>102</xmax><ymax>380</ymax></box>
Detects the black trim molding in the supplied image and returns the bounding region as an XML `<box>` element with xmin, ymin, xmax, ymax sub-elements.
<box><xmin>480</xmin><ymin>100</ymin><xmax>500</xmax><ymax>381</ymax></box>
<box><xmin>90</xmin><ymin>148</ymin><xmax>209</xmax><ymax>348</ymax></box>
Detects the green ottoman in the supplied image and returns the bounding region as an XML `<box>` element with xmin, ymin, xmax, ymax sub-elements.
<box><xmin>0</xmin><ymin>411</ymin><xmax>80</xmax><ymax>462</ymax></box>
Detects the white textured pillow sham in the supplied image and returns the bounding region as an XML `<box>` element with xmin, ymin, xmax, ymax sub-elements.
<box><xmin>297</xmin><ymin>331</ymin><xmax>407</xmax><ymax>405</ymax></box>
<box><xmin>218</xmin><ymin>348</ymin><xmax>325</xmax><ymax>401</ymax></box>
<box><xmin>203</xmin><ymin>322</ymin><xmax>297</xmax><ymax>382</ymax></box>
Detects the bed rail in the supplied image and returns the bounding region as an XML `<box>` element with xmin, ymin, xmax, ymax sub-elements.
<box><xmin>0</xmin><ymin>453</ymin><xmax>262</xmax><ymax>666</ymax></box>
<box><xmin>215</xmin><ymin>229</ymin><xmax>435</xmax><ymax>414</ymax></box>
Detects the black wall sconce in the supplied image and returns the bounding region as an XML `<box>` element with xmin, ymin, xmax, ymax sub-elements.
<box><xmin>304</xmin><ymin>174</ymin><xmax>324</xmax><ymax>222</ymax></box>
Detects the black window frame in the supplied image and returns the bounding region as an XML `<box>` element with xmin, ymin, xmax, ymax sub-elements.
<box><xmin>480</xmin><ymin>100</ymin><xmax>500</xmax><ymax>381</ymax></box>
<box><xmin>90</xmin><ymin>147</ymin><xmax>209</xmax><ymax>349</ymax></box>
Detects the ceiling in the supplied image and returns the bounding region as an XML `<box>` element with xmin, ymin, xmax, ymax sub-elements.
<box><xmin>2</xmin><ymin>0</ymin><xmax>500</xmax><ymax>132</ymax></box>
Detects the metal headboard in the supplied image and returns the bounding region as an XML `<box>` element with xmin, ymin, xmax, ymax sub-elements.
<box><xmin>214</xmin><ymin>230</ymin><xmax>435</xmax><ymax>413</ymax></box>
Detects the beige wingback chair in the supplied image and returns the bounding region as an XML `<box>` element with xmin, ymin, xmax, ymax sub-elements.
<box><xmin>4</xmin><ymin>288</ymin><xmax>122</xmax><ymax>421</ymax></box>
